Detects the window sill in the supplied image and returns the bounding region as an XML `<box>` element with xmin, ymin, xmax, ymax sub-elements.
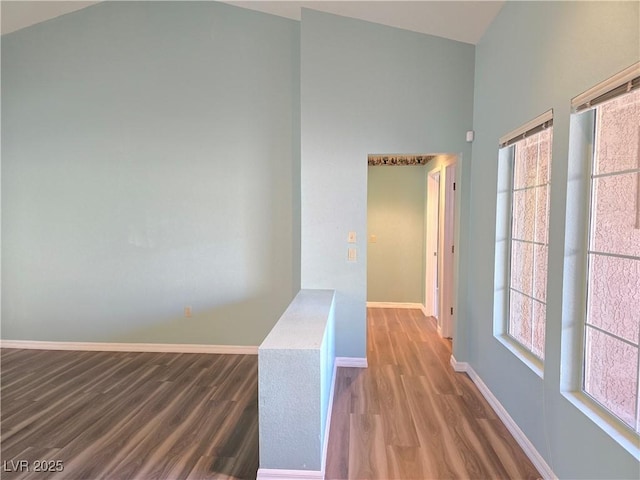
<box><xmin>495</xmin><ymin>334</ymin><xmax>544</xmax><ymax>378</ymax></box>
<box><xmin>562</xmin><ymin>391</ymin><xmax>640</xmax><ymax>461</ymax></box>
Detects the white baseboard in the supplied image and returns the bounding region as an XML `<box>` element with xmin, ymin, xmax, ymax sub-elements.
<box><xmin>366</xmin><ymin>302</ymin><xmax>424</xmax><ymax>310</ymax></box>
<box><xmin>449</xmin><ymin>356</ymin><xmax>557</xmax><ymax>480</ymax></box>
<box><xmin>321</xmin><ymin>361</ymin><xmax>339</xmax><ymax>473</ymax></box>
<box><xmin>335</xmin><ymin>356</ymin><xmax>368</xmax><ymax>368</ymax></box>
<box><xmin>450</xmin><ymin>354</ymin><xmax>470</xmax><ymax>372</ymax></box>
<box><xmin>0</xmin><ymin>339</ymin><xmax>258</xmax><ymax>355</ymax></box>
<box><xmin>256</xmin><ymin>468</ymin><xmax>323</xmax><ymax>479</ymax></box>
<box><xmin>420</xmin><ymin>305</ymin><xmax>430</xmax><ymax>317</ymax></box>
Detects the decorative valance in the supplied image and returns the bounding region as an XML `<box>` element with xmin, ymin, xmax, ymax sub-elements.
<box><xmin>368</xmin><ymin>154</ymin><xmax>436</xmax><ymax>166</ymax></box>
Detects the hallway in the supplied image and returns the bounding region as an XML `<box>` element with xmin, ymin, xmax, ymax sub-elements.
<box><xmin>325</xmin><ymin>308</ymin><xmax>541</xmax><ymax>479</ymax></box>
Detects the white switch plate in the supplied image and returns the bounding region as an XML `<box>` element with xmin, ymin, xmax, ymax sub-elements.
<box><xmin>347</xmin><ymin>247</ymin><xmax>357</xmax><ymax>262</ymax></box>
<box><xmin>348</xmin><ymin>231</ymin><xmax>356</xmax><ymax>243</ymax></box>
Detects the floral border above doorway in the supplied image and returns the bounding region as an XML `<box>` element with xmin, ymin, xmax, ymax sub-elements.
<box><xmin>368</xmin><ymin>154</ymin><xmax>437</xmax><ymax>166</ymax></box>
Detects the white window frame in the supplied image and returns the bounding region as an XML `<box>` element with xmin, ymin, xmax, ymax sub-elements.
<box><xmin>561</xmin><ymin>62</ymin><xmax>640</xmax><ymax>460</ymax></box>
<box><xmin>493</xmin><ymin>110</ymin><xmax>553</xmax><ymax>377</ymax></box>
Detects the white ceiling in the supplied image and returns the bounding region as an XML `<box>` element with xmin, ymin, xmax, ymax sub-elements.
<box><xmin>1</xmin><ymin>1</ymin><xmax>504</xmax><ymax>44</ymax></box>
<box><xmin>224</xmin><ymin>1</ymin><xmax>504</xmax><ymax>44</ymax></box>
<box><xmin>1</xmin><ymin>1</ymin><xmax>100</xmax><ymax>35</ymax></box>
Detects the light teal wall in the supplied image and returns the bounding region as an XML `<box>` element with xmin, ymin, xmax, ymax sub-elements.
<box><xmin>300</xmin><ymin>9</ymin><xmax>475</xmax><ymax>357</ymax></box>
<box><xmin>465</xmin><ymin>1</ymin><xmax>639</xmax><ymax>478</ymax></box>
<box><xmin>1</xmin><ymin>2</ymin><xmax>300</xmax><ymax>345</ymax></box>
<box><xmin>367</xmin><ymin>165</ymin><xmax>426</xmax><ymax>303</ymax></box>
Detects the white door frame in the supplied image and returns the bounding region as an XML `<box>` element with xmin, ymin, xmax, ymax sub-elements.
<box><xmin>425</xmin><ymin>156</ymin><xmax>457</xmax><ymax>338</ymax></box>
<box><xmin>425</xmin><ymin>171</ymin><xmax>440</xmax><ymax>319</ymax></box>
<box><xmin>441</xmin><ymin>162</ymin><xmax>457</xmax><ymax>338</ymax></box>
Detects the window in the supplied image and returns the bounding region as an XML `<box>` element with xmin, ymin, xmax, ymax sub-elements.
<box><xmin>495</xmin><ymin>111</ymin><xmax>553</xmax><ymax>366</ymax></box>
<box><xmin>507</xmin><ymin>128</ymin><xmax>552</xmax><ymax>360</ymax></box>
<box><xmin>583</xmin><ymin>86</ymin><xmax>639</xmax><ymax>433</ymax></box>
<box><xmin>562</xmin><ymin>63</ymin><xmax>640</xmax><ymax>455</ymax></box>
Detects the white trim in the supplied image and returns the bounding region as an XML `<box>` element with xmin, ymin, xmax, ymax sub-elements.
<box><xmin>450</xmin><ymin>355</ymin><xmax>470</xmax><ymax>372</ymax></box>
<box><xmin>499</xmin><ymin>109</ymin><xmax>553</xmax><ymax>146</ymax></box>
<box><xmin>366</xmin><ymin>302</ymin><xmax>424</xmax><ymax>310</ymax></box>
<box><xmin>425</xmin><ymin>168</ymin><xmax>441</xmax><ymax>320</ymax></box>
<box><xmin>441</xmin><ymin>162</ymin><xmax>456</xmax><ymax>339</ymax></box>
<box><xmin>321</xmin><ymin>362</ymin><xmax>338</xmax><ymax>472</ymax></box>
<box><xmin>0</xmin><ymin>340</ymin><xmax>258</xmax><ymax>355</ymax></box>
<box><xmin>420</xmin><ymin>305</ymin><xmax>429</xmax><ymax>317</ymax></box>
<box><xmin>335</xmin><ymin>356</ymin><xmax>368</xmax><ymax>368</ymax></box>
<box><xmin>571</xmin><ymin>61</ymin><xmax>640</xmax><ymax>110</ymax></box>
<box><xmin>256</xmin><ymin>468</ymin><xmax>323</xmax><ymax>480</ymax></box>
<box><xmin>449</xmin><ymin>356</ymin><xmax>557</xmax><ymax>480</ymax></box>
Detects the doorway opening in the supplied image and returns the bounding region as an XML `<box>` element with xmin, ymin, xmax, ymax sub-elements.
<box><xmin>367</xmin><ymin>153</ymin><xmax>458</xmax><ymax>341</ymax></box>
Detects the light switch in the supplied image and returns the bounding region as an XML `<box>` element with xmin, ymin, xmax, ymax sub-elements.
<box><xmin>347</xmin><ymin>247</ymin><xmax>357</xmax><ymax>262</ymax></box>
<box><xmin>370</xmin><ymin>234</ymin><xmax>377</xmax><ymax>243</ymax></box>
<box><xmin>348</xmin><ymin>231</ymin><xmax>357</xmax><ymax>243</ymax></box>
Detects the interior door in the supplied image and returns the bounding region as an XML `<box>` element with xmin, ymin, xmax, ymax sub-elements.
<box><xmin>442</xmin><ymin>163</ymin><xmax>456</xmax><ymax>338</ymax></box>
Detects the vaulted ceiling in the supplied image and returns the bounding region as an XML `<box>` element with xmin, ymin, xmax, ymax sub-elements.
<box><xmin>1</xmin><ymin>1</ymin><xmax>504</xmax><ymax>44</ymax></box>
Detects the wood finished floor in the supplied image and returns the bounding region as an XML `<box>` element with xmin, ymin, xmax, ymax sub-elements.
<box><xmin>325</xmin><ymin>308</ymin><xmax>542</xmax><ymax>480</ymax></box>
<box><xmin>1</xmin><ymin>308</ymin><xmax>541</xmax><ymax>480</ymax></box>
<box><xmin>0</xmin><ymin>350</ymin><xmax>258</xmax><ymax>480</ymax></box>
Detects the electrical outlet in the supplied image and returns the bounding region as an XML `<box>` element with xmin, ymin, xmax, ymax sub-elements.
<box><xmin>184</xmin><ymin>306</ymin><xmax>192</xmax><ymax>318</ymax></box>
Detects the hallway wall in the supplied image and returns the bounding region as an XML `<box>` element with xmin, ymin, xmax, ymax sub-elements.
<box><xmin>367</xmin><ymin>165</ymin><xmax>426</xmax><ymax>304</ymax></box>
<box><xmin>465</xmin><ymin>1</ymin><xmax>639</xmax><ymax>478</ymax></box>
<box><xmin>300</xmin><ymin>9</ymin><xmax>475</xmax><ymax>357</ymax></box>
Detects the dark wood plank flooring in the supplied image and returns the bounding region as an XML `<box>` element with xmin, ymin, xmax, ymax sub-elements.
<box><xmin>2</xmin><ymin>308</ymin><xmax>542</xmax><ymax>480</ymax></box>
<box><xmin>325</xmin><ymin>308</ymin><xmax>542</xmax><ymax>480</ymax></box>
<box><xmin>1</xmin><ymin>350</ymin><xmax>258</xmax><ymax>480</ymax></box>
